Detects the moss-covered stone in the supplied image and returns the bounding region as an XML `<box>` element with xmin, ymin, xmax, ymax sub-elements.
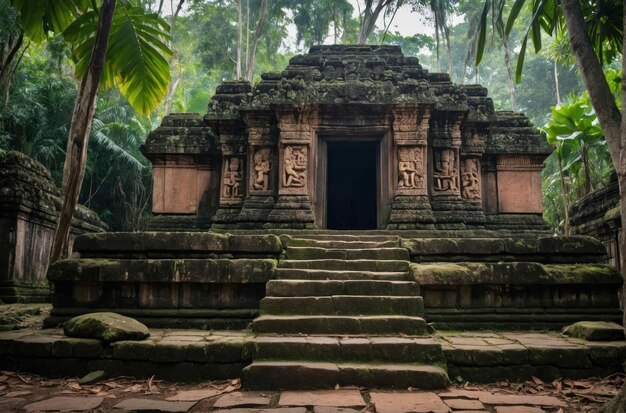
<box><xmin>63</xmin><ymin>312</ymin><xmax>150</xmax><ymax>343</ymax></box>
<box><xmin>562</xmin><ymin>321</ymin><xmax>625</xmax><ymax>341</ymax></box>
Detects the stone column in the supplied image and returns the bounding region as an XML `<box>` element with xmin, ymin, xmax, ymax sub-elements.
<box><xmin>387</xmin><ymin>104</ymin><xmax>435</xmax><ymax>229</ymax></box>
<box><xmin>430</xmin><ymin>112</ymin><xmax>466</xmax><ymax>229</ymax></box>
<box><xmin>238</xmin><ymin>111</ymin><xmax>278</xmax><ymax>227</ymax></box>
<box><xmin>266</xmin><ymin>105</ymin><xmax>317</xmax><ymax>228</ymax></box>
<box><xmin>212</xmin><ymin>122</ymin><xmax>247</xmax><ymax>229</ymax></box>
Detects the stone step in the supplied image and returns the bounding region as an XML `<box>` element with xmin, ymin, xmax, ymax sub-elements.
<box><xmin>274</xmin><ymin>268</ymin><xmax>410</xmax><ymax>281</ymax></box>
<box><xmin>241</xmin><ymin>361</ymin><xmax>449</xmax><ymax>390</ymax></box>
<box><xmin>288</xmin><ymin>239</ymin><xmax>400</xmax><ymax>249</ymax></box>
<box><xmin>284</xmin><ymin>247</ymin><xmax>410</xmax><ymax>261</ymax></box>
<box><xmin>249</xmin><ymin>336</ymin><xmax>444</xmax><ymax>364</ymax></box>
<box><xmin>290</xmin><ymin>234</ymin><xmax>401</xmax><ymax>243</ymax></box>
<box><xmin>266</xmin><ymin>279</ymin><xmax>420</xmax><ymax>296</ymax></box>
<box><xmin>278</xmin><ymin>259</ymin><xmax>409</xmax><ymax>272</ymax></box>
<box><xmin>260</xmin><ymin>296</ymin><xmax>423</xmax><ymax>316</ymax></box>
<box><xmin>251</xmin><ymin>315</ymin><xmax>427</xmax><ymax>335</ymax></box>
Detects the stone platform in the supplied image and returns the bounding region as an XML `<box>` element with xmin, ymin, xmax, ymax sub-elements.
<box><xmin>0</xmin><ymin>328</ymin><xmax>623</xmax><ymax>386</ymax></box>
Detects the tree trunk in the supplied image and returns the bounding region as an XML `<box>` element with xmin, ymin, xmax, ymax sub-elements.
<box><xmin>554</xmin><ymin>61</ymin><xmax>561</xmax><ymax>105</ymax></box>
<box><xmin>503</xmin><ymin>38</ymin><xmax>516</xmax><ymax>111</ymax></box>
<box><xmin>163</xmin><ymin>70</ymin><xmax>181</xmax><ymax>114</ymax></box>
<box><xmin>49</xmin><ymin>0</ymin><xmax>117</xmax><ymax>263</ymax></box>
<box><xmin>236</xmin><ymin>0</ymin><xmax>242</xmax><ymax>80</ymax></box>
<box><xmin>558</xmin><ymin>152</ymin><xmax>570</xmax><ymax>235</ymax></box>
<box><xmin>0</xmin><ymin>32</ymin><xmax>24</xmax><ymax>115</ymax></box>
<box><xmin>561</xmin><ymin>0</ymin><xmax>625</xmax><ymax>410</ymax></box>
<box><xmin>358</xmin><ymin>0</ymin><xmax>391</xmax><ymax>44</ymax></box>
<box><xmin>245</xmin><ymin>0</ymin><xmax>267</xmax><ymax>82</ymax></box>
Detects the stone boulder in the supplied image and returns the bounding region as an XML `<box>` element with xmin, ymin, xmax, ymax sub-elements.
<box><xmin>562</xmin><ymin>321</ymin><xmax>625</xmax><ymax>341</ymax></box>
<box><xmin>63</xmin><ymin>312</ymin><xmax>150</xmax><ymax>343</ymax></box>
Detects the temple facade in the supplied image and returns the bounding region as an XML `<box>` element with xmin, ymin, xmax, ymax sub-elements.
<box><xmin>142</xmin><ymin>45</ymin><xmax>551</xmax><ymax>231</ymax></box>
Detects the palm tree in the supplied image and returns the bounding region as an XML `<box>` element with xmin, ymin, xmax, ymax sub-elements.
<box><xmin>10</xmin><ymin>0</ymin><xmax>172</xmax><ymax>261</ymax></box>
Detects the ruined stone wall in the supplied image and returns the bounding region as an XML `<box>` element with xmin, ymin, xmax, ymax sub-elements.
<box><xmin>0</xmin><ymin>151</ymin><xmax>107</xmax><ymax>303</ymax></box>
<box><xmin>569</xmin><ymin>174</ymin><xmax>621</xmax><ymax>270</ymax></box>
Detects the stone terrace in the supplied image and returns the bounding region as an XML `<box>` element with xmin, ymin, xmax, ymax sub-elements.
<box><xmin>0</xmin><ymin>328</ymin><xmax>623</xmax><ymax>385</ymax></box>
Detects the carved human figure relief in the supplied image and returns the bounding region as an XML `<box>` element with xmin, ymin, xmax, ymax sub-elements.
<box><xmin>252</xmin><ymin>148</ymin><xmax>272</xmax><ymax>191</ymax></box>
<box><xmin>461</xmin><ymin>158</ymin><xmax>481</xmax><ymax>200</ymax></box>
<box><xmin>222</xmin><ymin>157</ymin><xmax>243</xmax><ymax>199</ymax></box>
<box><xmin>398</xmin><ymin>147</ymin><xmax>424</xmax><ymax>189</ymax></box>
<box><xmin>433</xmin><ymin>149</ymin><xmax>459</xmax><ymax>192</ymax></box>
<box><xmin>283</xmin><ymin>146</ymin><xmax>307</xmax><ymax>188</ymax></box>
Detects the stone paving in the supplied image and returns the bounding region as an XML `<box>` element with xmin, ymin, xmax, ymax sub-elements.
<box><xmin>3</xmin><ymin>376</ymin><xmax>621</xmax><ymax>412</ymax></box>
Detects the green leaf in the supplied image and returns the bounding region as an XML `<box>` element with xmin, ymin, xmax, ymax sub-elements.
<box><xmin>505</xmin><ymin>0</ymin><xmax>526</xmax><ymax>36</ymax></box>
<box><xmin>10</xmin><ymin>0</ymin><xmax>88</xmax><ymax>42</ymax></box>
<box><xmin>475</xmin><ymin>0</ymin><xmax>491</xmax><ymax>65</ymax></box>
<box><xmin>66</xmin><ymin>3</ymin><xmax>172</xmax><ymax>114</ymax></box>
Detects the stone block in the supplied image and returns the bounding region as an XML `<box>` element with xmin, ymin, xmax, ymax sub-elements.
<box><xmin>241</xmin><ymin>361</ymin><xmax>340</xmax><ymax>390</ymax></box>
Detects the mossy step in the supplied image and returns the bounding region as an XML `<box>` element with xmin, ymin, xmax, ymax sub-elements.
<box><xmin>266</xmin><ymin>279</ymin><xmax>420</xmax><ymax>296</ymax></box>
<box><xmin>260</xmin><ymin>296</ymin><xmax>423</xmax><ymax>316</ymax></box>
<box><xmin>249</xmin><ymin>336</ymin><xmax>444</xmax><ymax>364</ymax></box>
<box><xmin>285</xmin><ymin>247</ymin><xmax>410</xmax><ymax>261</ymax></box>
<box><xmin>251</xmin><ymin>315</ymin><xmax>427</xmax><ymax>335</ymax></box>
<box><xmin>290</xmin><ymin>234</ymin><xmax>401</xmax><ymax>243</ymax></box>
<box><xmin>274</xmin><ymin>269</ymin><xmax>410</xmax><ymax>281</ymax></box>
<box><xmin>241</xmin><ymin>361</ymin><xmax>449</xmax><ymax>390</ymax></box>
<box><xmin>278</xmin><ymin>259</ymin><xmax>410</xmax><ymax>272</ymax></box>
<box><xmin>288</xmin><ymin>239</ymin><xmax>400</xmax><ymax>249</ymax></box>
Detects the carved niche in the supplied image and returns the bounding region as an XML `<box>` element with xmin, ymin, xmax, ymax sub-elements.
<box><xmin>221</xmin><ymin>157</ymin><xmax>244</xmax><ymax>202</ymax></box>
<box><xmin>250</xmin><ymin>148</ymin><xmax>273</xmax><ymax>192</ymax></box>
<box><xmin>281</xmin><ymin>145</ymin><xmax>308</xmax><ymax>193</ymax></box>
<box><xmin>397</xmin><ymin>147</ymin><xmax>425</xmax><ymax>190</ymax></box>
<box><xmin>461</xmin><ymin>158</ymin><xmax>481</xmax><ymax>200</ymax></box>
<box><xmin>433</xmin><ymin>148</ymin><xmax>459</xmax><ymax>193</ymax></box>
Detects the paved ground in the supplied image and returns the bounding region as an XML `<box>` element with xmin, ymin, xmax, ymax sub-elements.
<box><xmin>0</xmin><ymin>369</ymin><xmax>622</xmax><ymax>412</ymax></box>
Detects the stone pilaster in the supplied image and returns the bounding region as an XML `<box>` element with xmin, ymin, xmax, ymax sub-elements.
<box><xmin>459</xmin><ymin>127</ymin><xmax>487</xmax><ymax>227</ymax></box>
<box><xmin>266</xmin><ymin>105</ymin><xmax>317</xmax><ymax>228</ymax></box>
<box><xmin>387</xmin><ymin>104</ymin><xmax>435</xmax><ymax>229</ymax></box>
<box><xmin>212</xmin><ymin>121</ymin><xmax>247</xmax><ymax>229</ymax></box>
<box><xmin>429</xmin><ymin>112</ymin><xmax>467</xmax><ymax>229</ymax></box>
<box><xmin>238</xmin><ymin>111</ymin><xmax>278</xmax><ymax>227</ymax></box>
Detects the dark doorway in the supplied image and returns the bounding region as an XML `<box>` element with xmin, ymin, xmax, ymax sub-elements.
<box><xmin>326</xmin><ymin>141</ymin><xmax>377</xmax><ymax>230</ymax></box>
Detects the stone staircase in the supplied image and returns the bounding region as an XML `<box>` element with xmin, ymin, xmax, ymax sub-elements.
<box><xmin>241</xmin><ymin>234</ymin><xmax>449</xmax><ymax>390</ymax></box>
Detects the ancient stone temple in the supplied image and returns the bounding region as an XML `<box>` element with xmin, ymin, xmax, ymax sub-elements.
<box><xmin>28</xmin><ymin>45</ymin><xmax>623</xmax><ymax>390</ymax></box>
<box><xmin>142</xmin><ymin>45</ymin><xmax>548</xmax><ymax>231</ymax></box>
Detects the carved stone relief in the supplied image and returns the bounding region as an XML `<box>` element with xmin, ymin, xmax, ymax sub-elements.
<box><xmin>222</xmin><ymin>157</ymin><xmax>243</xmax><ymax>200</ymax></box>
<box><xmin>433</xmin><ymin>149</ymin><xmax>459</xmax><ymax>192</ymax></box>
<box><xmin>283</xmin><ymin>145</ymin><xmax>307</xmax><ymax>189</ymax></box>
<box><xmin>398</xmin><ymin>147</ymin><xmax>424</xmax><ymax>189</ymax></box>
<box><xmin>251</xmin><ymin>148</ymin><xmax>272</xmax><ymax>191</ymax></box>
<box><xmin>461</xmin><ymin>158</ymin><xmax>481</xmax><ymax>200</ymax></box>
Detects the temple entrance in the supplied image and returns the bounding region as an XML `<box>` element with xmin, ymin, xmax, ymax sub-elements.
<box><xmin>326</xmin><ymin>141</ymin><xmax>378</xmax><ymax>230</ymax></box>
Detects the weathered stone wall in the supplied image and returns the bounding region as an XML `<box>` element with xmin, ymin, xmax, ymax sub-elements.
<box><xmin>405</xmin><ymin>236</ymin><xmax>623</xmax><ymax>329</ymax></box>
<box><xmin>45</xmin><ymin>232</ymin><xmax>281</xmax><ymax>329</ymax></box>
<box><xmin>569</xmin><ymin>174</ymin><xmax>621</xmax><ymax>270</ymax></box>
<box><xmin>0</xmin><ymin>151</ymin><xmax>106</xmax><ymax>303</ymax></box>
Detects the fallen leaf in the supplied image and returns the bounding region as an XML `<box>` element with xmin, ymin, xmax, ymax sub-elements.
<box><xmin>532</xmin><ymin>376</ymin><xmax>544</xmax><ymax>385</ymax></box>
<box><xmin>124</xmin><ymin>383</ymin><xmax>143</xmax><ymax>393</ymax></box>
<box><xmin>89</xmin><ymin>386</ymin><xmax>103</xmax><ymax>394</ymax></box>
<box><xmin>66</xmin><ymin>382</ymin><xmax>82</xmax><ymax>390</ymax></box>
<box><xmin>4</xmin><ymin>390</ymin><xmax>32</xmax><ymax>397</ymax></box>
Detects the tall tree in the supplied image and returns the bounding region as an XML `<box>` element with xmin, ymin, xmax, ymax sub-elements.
<box><xmin>0</xmin><ymin>0</ymin><xmax>23</xmax><ymax>116</ymax></box>
<box><xmin>357</xmin><ymin>0</ymin><xmax>401</xmax><ymax>44</ymax></box>
<box><xmin>473</xmin><ymin>0</ymin><xmax>624</xmax><ymax>409</ymax></box>
<box><xmin>11</xmin><ymin>0</ymin><xmax>172</xmax><ymax>261</ymax></box>
<box><xmin>245</xmin><ymin>0</ymin><xmax>267</xmax><ymax>81</ymax></box>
